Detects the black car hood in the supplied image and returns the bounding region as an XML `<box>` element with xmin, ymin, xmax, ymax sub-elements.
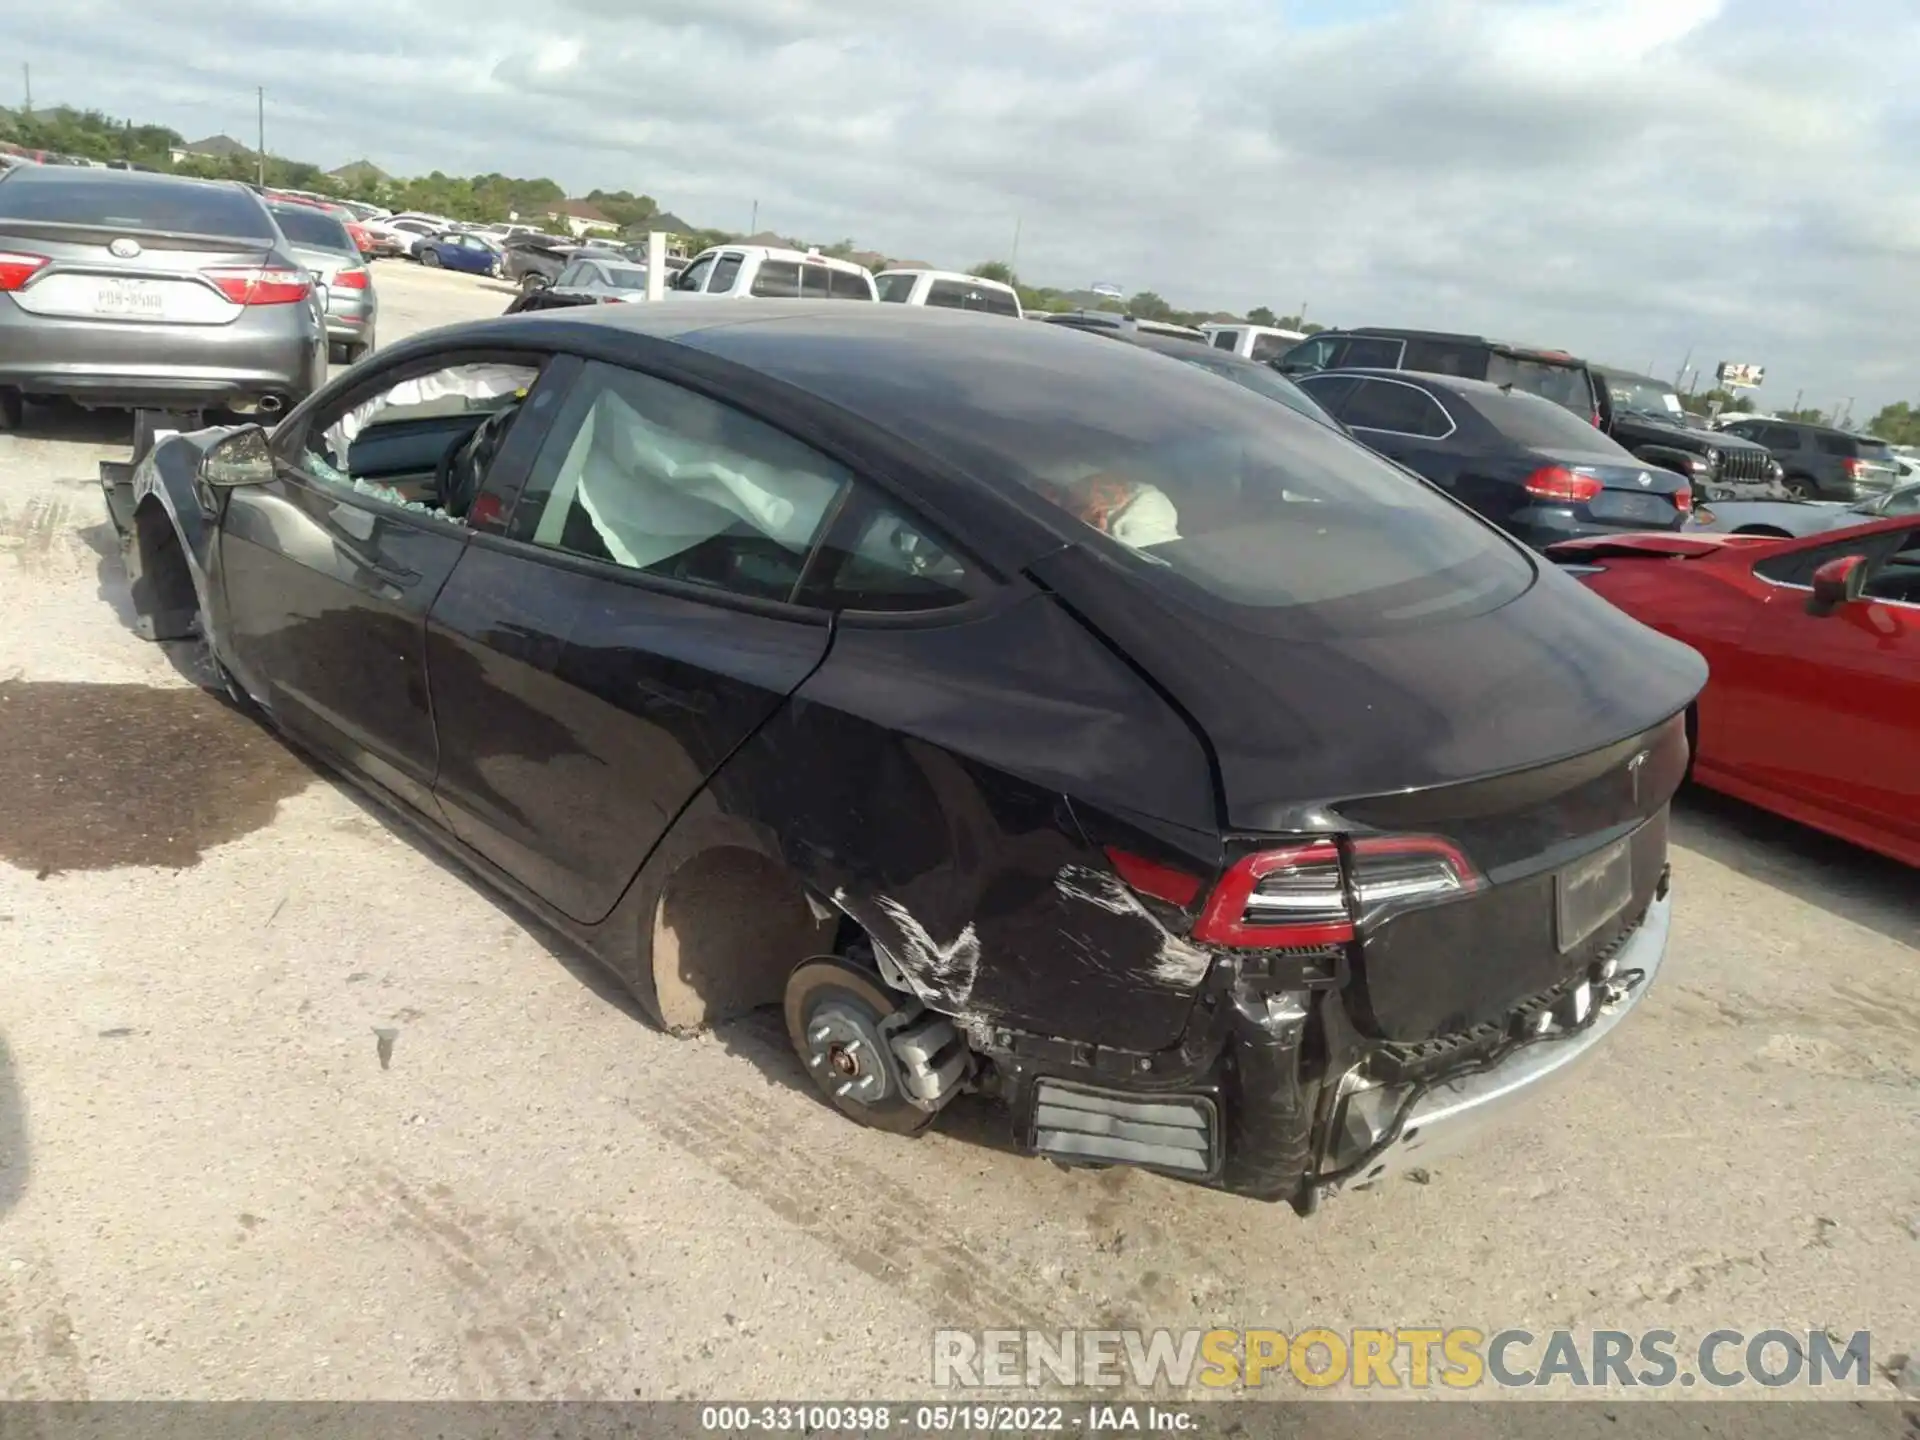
<box><xmin>1620</xmin><ymin>412</ymin><xmax>1769</xmax><ymax>453</ymax></box>
<box><xmin>1030</xmin><ymin>547</ymin><xmax>1707</xmax><ymax>832</ymax></box>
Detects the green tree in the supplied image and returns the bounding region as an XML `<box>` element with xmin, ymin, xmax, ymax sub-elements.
<box><xmin>1778</xmin><ymin>407</ymin><xmax>1829</xmax><ymax>425</ymax></box>
<box><xmin>969</xmin><ymin>260</ymin><xmax>1016</xmax><ymax>285</ymax></box>
<box><xmin>1246</xmin><ymin>305</ymin><xmax>1276</xmax><ymax>326</ymax></box>
<box><xmin>585</xmin><ymin>188</ymin><xmax>658</xmax><ymax>231</ymax></box>
<box><xmin>1128</xmin><ymin>291</ymin><xmax>1173</xmax><ymax>321</ymax></box>
<box><xmin>1866</xmin><ymin>401</ymin><xmax>1920</xmax><ymax>446</ymax></box>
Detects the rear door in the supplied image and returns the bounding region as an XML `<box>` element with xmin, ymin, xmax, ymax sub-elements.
<box><xmin>1319</xmin><ymin>375</ymin><xmax>1465</xmax><ymax>488</ymax></box>
<box><xmin>426</xmin><ymin>356</ymin><xmax>847</xmax><ymax>923</ymax></box>
<box><xmin>1723</xmin><ymin>525</ymin><xmax>1920</xmax><ymax>840</ymax></box>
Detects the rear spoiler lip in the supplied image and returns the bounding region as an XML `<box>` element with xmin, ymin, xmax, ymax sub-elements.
<box><xmin>1544</xmin><ymin>532</ymin><xmax>1773</xmax><ymax>563</ymax></box>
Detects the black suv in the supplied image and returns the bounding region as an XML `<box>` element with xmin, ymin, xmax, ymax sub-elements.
<box><xmin>1588</xmin><ymin>368</ymin><xmax>1779</xmax><ymax>500</ymax></box>
<box><xmin>1275</xmin><ymin>328</ymin><xmax>1599</xmax><ymax>418</ymax></box>
<box><xmin>1713</xmin><ymin>417</ymin><xmax>1903</xmax><ymax>501</ymax></box>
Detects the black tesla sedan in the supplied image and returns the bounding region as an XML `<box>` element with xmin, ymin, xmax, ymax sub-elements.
<box><xmin>1296</xmin><ymin>367</ymin><xmax>1695</xmax><ymax>547</ymax></box>
<box><xmin>100</xmin><ymin>303</ymin><xmax>1704</xmax><ymax>1210</ymax></box>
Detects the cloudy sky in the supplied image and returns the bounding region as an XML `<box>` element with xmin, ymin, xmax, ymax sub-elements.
<box><xmin>8</xmin><ymin>0</ymin><xmax>1916</xmax><ymax>414</ymax></box>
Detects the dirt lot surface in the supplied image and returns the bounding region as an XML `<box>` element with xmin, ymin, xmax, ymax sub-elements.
<box><xmin>0</xmin><ymin>262</ymin><xmax>1915</xmax><ymax>1416</ymax></box>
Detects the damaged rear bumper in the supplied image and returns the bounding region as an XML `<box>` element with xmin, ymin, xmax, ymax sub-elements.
<box><xmin>1000</xmin><ymin>890</ymin><xmax>1671</xmax><ymax>1207</ymax></box>
<box><xmin>1312</xmin><ymin>890</ymin><xmax>1670</xmax><ymax>1199</ymax></box>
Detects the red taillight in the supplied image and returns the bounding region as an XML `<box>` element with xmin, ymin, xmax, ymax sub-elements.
<box><xmin>203</xmin><ymin>266</ymin><xmax>312</xmax><ymax>306</ymax></box>
<box><xmin>1673</xmin><ymin>487</ymin><xmax>1692</xmax><ymax>513</ymax></box>
<box><xmin>1103</xmin><ymin>847</ymin><xmax>1204</xmax><ymax>908</ymax></box>
<box><xmin>0</xmin><ymin>251</ymin><xmax>49</xmax><ymax>291</ymax></box>
<box><xmin>1591</xmin><ymin>411</ymin><xmax>1603</xmax><ymax>428</ymax></box>
<box><xmin>1192</xmin><ymin>835</ymin><xmax>1483</xmax><ymax>949</ymax></box>
<box><xmin>332</xmin><ymin>267</ymin><xmax>369</xmax><ymax>290</ymax></box>
<box><xmin>1524</xmin><ymin>465</ymin><xmax>1603</xmax><ymax>504</ymax></box>
<box><xmin>1841</xmin><ymin>457</ymin><xmax>1864</xmax><ymax>479</ymax></box>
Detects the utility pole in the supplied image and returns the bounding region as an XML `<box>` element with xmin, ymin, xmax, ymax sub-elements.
<box><xmin>1009</xmin><ymin>216</ymin><xmax>1021</xmax><ymax>276</ymax></box>
<box><xmin>21</xmin><ymin>63</ymin><xmax>30</xmax><ymax>113</ymax></box>
<box><xmin>1791</xmin><ymin>388</ymin><xmax>1803</xmax><ymax>414</ymax></box>
<box><xmin>1673</xmin><ymin>346</ymin><xmax>1693</xmax><ymax>388</ymax></box>
<box><xmin>255</xmin><ymin>86</ymin><xmax>265</xmax><ymax>187</ymax></box>
<box><xmin>749</xmin><ymin>199</ymin><xmax>757</xmax><ymax>235</ymax></box>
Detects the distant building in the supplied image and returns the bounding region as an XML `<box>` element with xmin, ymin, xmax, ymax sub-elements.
<box><xmin>545</xmin><ymin>199</ymin><xmax>620</xmax><ymax>238</ymax></box>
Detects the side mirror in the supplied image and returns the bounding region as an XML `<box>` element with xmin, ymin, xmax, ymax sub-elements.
<box><xmin>1806</xmin><ymin>553</ymin><xmax>1867</xmax><ymax>616</ymax></box>
<box><xmin>199</xmin><ymin>425</ymin><xmax>275</xmax><ymax>488</ymax></box>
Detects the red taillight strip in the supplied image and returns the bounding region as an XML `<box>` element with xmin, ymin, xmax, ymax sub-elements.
<box><xmin>202</xmin><ymin>266</ymin><xmax>312</xmax><ymax>306</ymax></box>
<box><xmin>0</xmin><ymin>251</ymin><xmax>49</xmax><ymax>292</ymax></box>
<box><xmin>1102</xmin><ymin>846</ymin><xmax>1204</xmax><ymax>908</ymax></box>
<box><xmin>1192</xmin><ymin>840</ymin><xmax>1354</xmax><ymax>948</ymax></box>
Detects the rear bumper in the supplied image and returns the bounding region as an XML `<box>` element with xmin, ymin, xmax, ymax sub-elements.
<box><xmin>0</xmin><ymin>299</ymin><xmax>325</xmax><ymax>409</ymax></box>
<box><xmin>1323</xmin><ymin>891</ymin><xmax>1669</xmax><ymax>1193</ymax></box>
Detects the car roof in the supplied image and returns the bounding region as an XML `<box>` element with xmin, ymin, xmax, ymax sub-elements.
<box><xmin>1298</xmin><ymin>365</ymin><xmax>1526</xmax><ymax>401</ymax></box>
<box><xmin>0</xmin><ymin>163</ymin><xmax>251</xmax><ymax>198</ymax></box>
<box><xmin>699</xmin><ymin>244</ymin><xmax>871</xmax><ymax>274</ymax></box>
<box><xmin>876</xmin><ymin>267</ymin><xmax>1017</xmax><ymax>293</ymax></box>
<box><xmin>1590</xmin><ymin>366</ymin><xmax>1674</xmax><ymax>388</ymax></box>
<box><xmin>1343</xmin><ymin>326</ymin><xmax>1584</xmax><ymax>362</ymax></box>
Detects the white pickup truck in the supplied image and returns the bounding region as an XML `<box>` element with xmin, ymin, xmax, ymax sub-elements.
<box><xmin>667</xmin><ymin>245</ymin><xmax>877</xmax><ymax>301</ymax></box>
<box><xmin>1199</xmin><ymin>322</ymin><xmax>1308</xmax><ymax>362</ymax></box>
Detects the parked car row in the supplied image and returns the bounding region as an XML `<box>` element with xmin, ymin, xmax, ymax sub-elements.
<box><xmin>1274</xmin><ymin>328</ymin><xmax>1785</xmax><ymax>504</ymax></box>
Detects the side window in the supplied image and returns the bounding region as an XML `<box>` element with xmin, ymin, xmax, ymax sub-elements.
<box><xmin>798</xmin><ymin>264</ymin><xmax>838</xmax><ymax>297</ymax></box>
<box><xmin>1862</xmin><ymin>531</ymin><xmax>1920</xmax><ymax>604</ymax></box>
<box><xmin>1278</xmin><ymin>335</ymin><xmax>1338</xmax><ymax>371</ymax></box>
<box><xmin>827</xmin><ymin>266</ymin><xmax>874</xmax><ymax>300</ymax></box>
<box><xmin>875</xmin><ymin>273</ymin><xmax>917</xmax><ymax>303</ymax></box>
<box><xmin>1211</xmin><ymin>330</ymin><xmax>1239</xmax><ymax>351</ymax></box>
<box><xmin>507</xmin><ymin>360</ymin><xmax>848</xmax><ymax>603</ymax></box>
<box><xmin>751</xmin><ymin>260</ymin><xmax>801</xmax><ymax>297</ymax></box>
<box><xmin>800</xmin><ymin>492</ymin><xmax>984</xmax><ymax>612</ymax></box>
<box><xmin>1339</xmin><ymin>337</ymin><xmax>1406</xmax><ymax>368</ymax></box>
<box><xmin>1340</xmin><ymin>378</ymin><xmax>1451</xmax><ymax>437</ymax></box>
<box><xmin>1764</xmin><ymin>425</ymin><xmax>1803</xmax><ymax>449</ymax></box>
<box><xmin>1815</xmin><ymin>433</ymin><xmax>1852</xmax><ymax>457</ymax></box>
<box><xmin>707</xmin><ymin>252</ymin><xmax>744</xmax><ymax>294</ymax></box>
<box><xmin>295</xmin><ymin>359</ymin><xmax>543</xmax><ymax>520</ymax></box>
<box><xmin>556</xmin><ymin>261</ymin><xmax>584</xmax><ymax>286</ymax></box>
<box><xmin>1248</xmin><ymin>332</ymin><xmax>1293</xmax><ymax>362</ymax></box>
<box><xmin>1754</xmin><ymin>534</ymin><xmax>1881</xmax><ymax>590</ymax></box>
<box><xmin>675</xmin><ymin>254</ymin><xmax>716</xmax><ymax>292</ymax></box>
<box><xmin>1401</xmin><ymin>339</ymin><xmax>1480</xmax><ymax>376</ymax></box>
<box><xmin>1295</xmin><ymin>374</ymin><xmax>1359</xmax><ymax>415</ymax></box>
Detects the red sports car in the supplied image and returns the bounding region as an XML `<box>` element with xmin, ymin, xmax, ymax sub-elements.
<box><xmin>1548</xmin><ymin>518</ymin><xmax>1920</xmax><ymax>867</ymax></box>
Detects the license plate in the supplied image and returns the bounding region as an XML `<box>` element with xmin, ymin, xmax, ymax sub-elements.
<box><xmin>91</xmin><ymin>278</ymin><xmax>168</xmax><ymax>319</ymax></box>
<box><xmin>1593</xmin><ymin>490</ymin><xmax>1672</xmax><ymax>523</ymax></box>
<box><xmin>1555</xmin><ymin>836</ymin><xmax>1632</xmax><ymax>952</ymax></box>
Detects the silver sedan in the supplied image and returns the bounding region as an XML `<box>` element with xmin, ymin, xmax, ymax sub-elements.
<box><xmin>1689</xmin><ymin>479</ymin><xmax>1920</xmax><ymax>537</ymax></box>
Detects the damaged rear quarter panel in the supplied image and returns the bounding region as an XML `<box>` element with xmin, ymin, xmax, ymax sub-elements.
<box><xmin>702</xmin><ymin>588</ymin><xmax>1224</xmax><ymax>1052</ymax></box>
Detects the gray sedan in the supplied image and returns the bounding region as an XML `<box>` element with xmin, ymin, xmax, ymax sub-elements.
<box><xmin>0</xmin><ymin>166</ymin><xmax>327</xmax><ymax>427</ymax></box>
<box><xmin>1689</xmin><ymin>479</ymin><xmax>1920</xmax><ymax>537</ymax></box>
<box><xmin>267</xmin><ymin>202</ymin><xmax>378</xmax><ymax>364</ymax></box>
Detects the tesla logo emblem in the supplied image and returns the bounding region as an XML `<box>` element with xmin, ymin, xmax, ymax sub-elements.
<box><xmin>108</xmin><ymin>237</ymin><xmax>142</xmax><ymax>258</ymax></box>
<box><xmin>1638</xmin><ymin>472</ymin><xmax>1653</xmax><ymax>486</ymax></box>
<box><xmin>1627</xmin><ymin>749</ymin><xmax>1650</xmax><ymax>804</ymax></box>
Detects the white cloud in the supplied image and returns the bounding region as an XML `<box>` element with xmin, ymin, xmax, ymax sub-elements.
<box><xmin>6</xmin><ymin>0</ymin><xmax>1917</xmax><ymax>414</ymax></box>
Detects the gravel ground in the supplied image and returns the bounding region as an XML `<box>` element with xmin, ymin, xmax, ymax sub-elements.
<box><xmin>0</xmin><ymin>262</ymin><xmax>1914</xmax><ymax>1417</ymax></box>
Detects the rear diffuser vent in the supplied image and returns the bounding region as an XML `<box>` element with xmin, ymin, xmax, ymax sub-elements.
<box><xmin>1030</xmin><ymin>1080</ymin><xmax>1218</xmax><ymax>1177</ymax></box>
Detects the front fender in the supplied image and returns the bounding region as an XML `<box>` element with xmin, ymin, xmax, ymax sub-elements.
<box><xmin>101</xmin><ymin>428</ymin><xmax>237</xmax><ymax>643</ymax></box>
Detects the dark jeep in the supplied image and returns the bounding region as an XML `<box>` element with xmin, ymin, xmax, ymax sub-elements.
<box><xmin>1588</xmin><ymin>368</ymin><xmax>1781</xmax><ymax>501</ymax></box>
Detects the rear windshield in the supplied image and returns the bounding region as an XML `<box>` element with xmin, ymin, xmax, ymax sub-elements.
<box><xmin>1486</xmin><ymin>354</ymin><xmax>1595</xmax><ymax>416</ymax></box>
<box><xmin>0</xmin><ymin>174</ymin><xmax>275</xmax><ymax>239</ymax></box>
<box><xmin>1463</xmin><ymin>387</ymin><xmax>1625</xmax><ymax>452</ymax></box>
<box><xmin>271</xmin><ymin>205</ymin><xmax>356</xmax><ymax>254</ymax></box>
<box><xmin>1854</xmin><ymin>439</ymin><xmax>1894</xmax><ymax>460</ymax></box>
<box><xmin>1163</xmin><ymin>350</ymin><xmax>1342</xmax><ymax>428</ymax></box>
<box><xmin>743</xmin><ymin>328</ymin><xmax>1533</xmax><ymax>635</ymax></box>
<box><xmin>926</xmin><ymin>277</ymin><xmax>1019</xmax><ymax>316</ymax></box>
<box><xmin>606</xmin><ymin>265</ymin><xmax>648</xmax><ymax>287</ymax></box>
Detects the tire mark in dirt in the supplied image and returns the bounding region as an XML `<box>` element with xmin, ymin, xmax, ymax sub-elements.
<box><xmin>647</xmin><ymin>1087</ymin><xmax>1130</xmax><ymax>1336</ymax></box>
<box><xmin>342</xmin><ymin>1169</ymin><xmax>643</xmax><ymax>1399</ymax></box>
<box><xmin>0</xmin><ymin>495</ymin><xmax>80</xmax><ymax>577</ymax></box>
<box><xmin>0</xmin><ymin>1250</ymin><xmax>90</xmax><ymax>1400</ymax></box>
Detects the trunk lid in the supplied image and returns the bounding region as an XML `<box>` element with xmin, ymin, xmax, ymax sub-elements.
<box><xmin>1</xmin><ymin>222</ymin><xmax>274</xmax><ymax>327</ymax></box>
<box><xmin>1032</xmin><ymin>545</ymin><xmax>1706</xmax><ymax>1040</ymax></box>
